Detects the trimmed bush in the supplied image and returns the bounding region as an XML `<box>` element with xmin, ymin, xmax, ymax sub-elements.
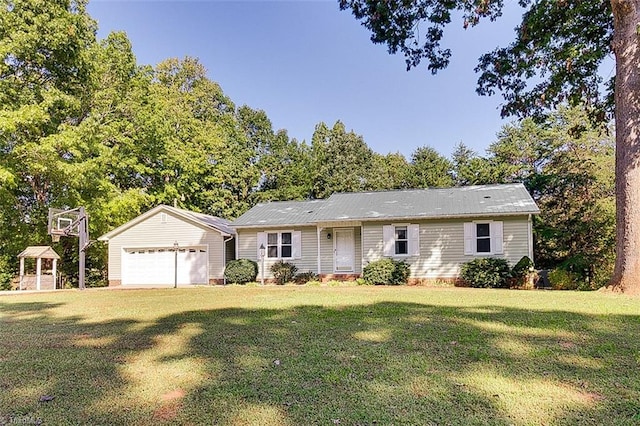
<box><xmin>224</xmin><ymin>259</ymin><xmax>258</xmax><ymax>284</ymax></box>
<box><xmin>512</xmin><ymin>256</ymin><xmax>534</xmax><ymax>279</ymax></box>
<box><xmin>392</xmin><ymin>259</ymin><xmax>411</xmax><ymax>285</ymax></box>
<box><xmin>548</xmin><ymin>268</ymin><xmax>580</xmax><ymax>290</ymax></box>
<box><xmin>295</xmin><ymin>271</ymin><xmax>319</xmax><ymax>284</ymax></box>
<box><xmin>511</xmin><ymin>256</ymin><xmax>535</xmax><ymax>288</ymax></box>
<box><xmin>460</xmin><ymin>257</ymin><xmax>511</xmax><ymax>288</ymax></box>
<box><xmin>363</xmin><ymin>258</ymin><xmax>410</xmax><ymax>285</ymax></box>
<box><xmin>271</xmin><ymin>261</ymin><xmax>298</xmax><ymax>285</ymax></box>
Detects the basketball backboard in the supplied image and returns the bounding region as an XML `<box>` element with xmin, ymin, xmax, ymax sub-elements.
<box><xmin>48</xmin><ymin>208</ymin><xmax>81</xmax><ymax>237</ymax></box>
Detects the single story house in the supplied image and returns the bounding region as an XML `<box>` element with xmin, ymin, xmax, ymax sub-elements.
<box><xmin>98</xmin><ymin>205</ymin><xmax>235</xmax><ymax>287</ymax></box>
<box><xmin>231</xmin><ymin>183</ymin><xmax>539</xmax><ymax>283</ymax></box>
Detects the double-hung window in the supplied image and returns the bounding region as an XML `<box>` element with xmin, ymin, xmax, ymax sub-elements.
<box><xmin>475</xmin><ymin>223</ymin><xmax>491</xmax><ymax>253</ymax></box>
<box><xmin>395</xmin><ymin>226</ymin><xmax>408</xmax><ymax>255</ymax></box>
<box><xmin>383</xmin><ymin>224</ymin><xmax>419</xmax><ymax>257</ymax></box>
<box><xmin>258</xmin><ymin>231</ymin><xmax>300</xmax><ymax>260</ymax></box>
<box><xmin>267</xmin><ymin>232</ymin><xmax>293</xmax><ymax>259</ymax></box>
<box><xmin>464</xmin><ymin>221</ymin><xmax>503</xmax><ymax>255</ymax></box>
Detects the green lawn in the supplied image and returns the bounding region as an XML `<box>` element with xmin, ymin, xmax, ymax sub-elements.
<box><xmin>1</xmin><ymin>286</ymin><xmax>639</xmax><ymax>425</ymax></box>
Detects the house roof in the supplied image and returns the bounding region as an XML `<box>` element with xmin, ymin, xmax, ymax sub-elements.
<box><xmin>98</xmin><ymin>205</ymin><xmax>235</xmax><ymax>241</ymax></box>
<box><xmin>231</xmin><ymin>199</ymin><xmax>327</xmax><ymax>228</ymax></box>
<box><xmin>18</xmin><ymin>246</ymin><xmax>61</xmax><ymax>259</ymax></box>
<box><xmin>232</xmin><ymin>183</ymin><xmax>539</xmax><ymax>228</ymax></box>
<box><xmin>313</xmin><ymin>183</ymin><xmax>539</xmax><ymax>222</ymax></box>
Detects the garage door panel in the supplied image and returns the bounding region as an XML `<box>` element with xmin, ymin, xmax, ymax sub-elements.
<box><xmin>123</xmin><ymin>246</ymin><xmax>208</xmax><ymax>286</ymax></box>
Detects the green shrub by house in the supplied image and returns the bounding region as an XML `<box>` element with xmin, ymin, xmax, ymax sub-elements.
<box><xmin>363</xmin><ymin>258</ymin><xmax>410</xmax><ymax>285</ymax></box>
<box><xmin>224</xmin><ymin>259</ymin><xmax>258</xmax><ymax>284</ymax></box>
<box><xmin>294</xmin><ymin>271</ymin><xmax>318</xmax><ymax>284</ymax></box>
<box><xmin>460</xmin><ymin>257</ymin><xmax>511</xmax><ymax>288</ymax></box>
<box><xmin>548</xmin><ymin>268</ymin><xmax>580</xmax><ymax>290</ymax></box>
<box><xmin>511</xmin><ymin>256</ymin><xmax>535</xmax><ymax>288</ymax></box>
<box><xmin>271</xmin><ymin>261</ymin><xmax>298</xmax><ymax>284</ymax></box>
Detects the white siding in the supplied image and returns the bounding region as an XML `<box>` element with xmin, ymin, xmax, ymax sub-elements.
<box><xmin>237</xmin><ymin>226</ymin><xmax>318</xmax><ymax>279</ymax></box>
<box><xmin>362</xmin><ymin>216</ymin><xmax>531</xmax><ymax>279</ymax></box>
<box><xmin>108</xmin><ymin>211</ymin><xmax>227</xmax><ymax>281</ymax></box>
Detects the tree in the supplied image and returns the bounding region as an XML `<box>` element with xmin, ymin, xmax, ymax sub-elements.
<box><xmin>339</xmin><ymin>0</ymin><xmax>640</xmax><ymax>294</ymax></box>
<box><xmin>451</xmin><ymin>142</ymin><xmax>495</xmax><ymax>186</ymax></box>
<box><xmin>0</xmin><ymin>0</ymin><xmax>99</xmax><ymax>284</ymax></box>
<box><xmin>369</xmin><ymin>152</ymin><xmax>411</xmax><ymax>190</ymax></box>
<box><xmin>408</xmin><ymin>146</ymin><xmax>454</xmax><ymax>188</ymax></box>
<box><xmin>489</xmin><ymin>106</ymin><xmax>616</xmax><ymax>287</ymax></box>
<box><xmin>311</xmin><ymin>121</ymin><xmax>374</xmax><ymax>198</ymax></box>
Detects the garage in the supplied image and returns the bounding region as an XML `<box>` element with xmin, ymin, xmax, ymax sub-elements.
<box><xmin>98</xmin><ymin>205</ymin><xmax>235</xmax><ymax>287</ymax></box>
<box><xmin>122</xmin><ymin>246</ymin><xmax>208</xmax><ymax>286</ymax></box>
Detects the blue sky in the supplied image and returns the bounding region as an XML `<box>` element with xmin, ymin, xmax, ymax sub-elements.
<box><xmin>88</xmin><ymin>1</ymin><xmax>526</xmax><ymax>159</ymax></box>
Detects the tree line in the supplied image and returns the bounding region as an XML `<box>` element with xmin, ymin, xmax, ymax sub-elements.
<box><xmin>0</xmin><ymin>0</ymin><xmax>614</xmax><ymax>288</ymax></box>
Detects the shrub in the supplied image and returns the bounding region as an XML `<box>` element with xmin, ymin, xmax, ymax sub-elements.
<box><xmin>460</xmin><ymin>257</ymin><xmax>511</xmax><ymax>288</ymax></box>
<box><xmin>270</xmin><ymin>261</ymin><xmax>298</xmax><ymax>285</ymax></box>
<box><xmin>511</xmin><ymin>256</ymin><xmax>534</xmax><ymax>279</ymax></box>
<box><xmin>224</xmin><ymin>259</ymin><xmax>258</xmax><ymax>284</ymax></box>
<box><xmin>355</xmin><ymin>278</ymin><xmax>370</xmax><ymax>286</ymax></box>
<box><xmin>548</xmin><ymin>268</ymin><xmax>580</xmax><ymax>290</ymax></box>
<box><xmin>363</xmin><ymin>258</ymin><xmax>410</xmax><ymax>285</ymax></box>
<box><xmin>294</xmin><ymin>271</ymin><xmax>318</xmax><ymax>284</ymax></box>
<box><xmin>392</xmin><ymin>259</ymin><xmax>411</xmax><ymax>285</ymax></box>
<box><xmin>511</xmin><ymin>256</ymin><xmax>535</xmax><ymax>289</ymax></box>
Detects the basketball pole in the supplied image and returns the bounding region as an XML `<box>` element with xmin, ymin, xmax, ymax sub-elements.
<box><xmin>78</xmin><ymin>207</ymin><xmax>87</xmax><ymax>290</ymax></box>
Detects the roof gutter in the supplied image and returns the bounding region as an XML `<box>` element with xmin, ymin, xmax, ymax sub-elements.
<box><xmin>231</xmin><ymin>210</ymin><xmax>540</xmax><ymax>229</ymax></box>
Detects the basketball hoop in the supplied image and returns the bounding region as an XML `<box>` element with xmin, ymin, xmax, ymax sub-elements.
<box><xmin>47</xmin><ymin>207</ymin><xmax>90</xmax><ymax>289</ymax></box>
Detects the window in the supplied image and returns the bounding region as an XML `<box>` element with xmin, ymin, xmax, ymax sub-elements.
<box><xmin>476</xmin><ymin>223</ymin><xmax>491</xmax><ymax>253</ymax></box>
<box><xmin>267</xmin><ymin>232</ymin><xmax>293</xmax><ymax>259</ymax></box>
<box><xmin>395</xmin><ymin>226</ymin><xmax>408</xmax><ymax>255</ymax></box>
<box><xmin>464</xmin><ymin>221</ymin><xmax>503</xmax><ymax>255</ymax></box>
<box><xmin>383</xmin><ymin>224</ymin><xmax>419</xmax><ymax>257</ymax></box>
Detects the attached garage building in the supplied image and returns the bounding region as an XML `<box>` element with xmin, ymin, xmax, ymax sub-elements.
<box><xmin>98</xmin><ymin>205</ymin><xmax>235</xmax><ymax>287</ymax></box>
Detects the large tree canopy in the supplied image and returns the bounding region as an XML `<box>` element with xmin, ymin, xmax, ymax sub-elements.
<box><xmin>339</xmin><ymin>0</ymin><xmax>640</xmax><ymax>294</ymax></box>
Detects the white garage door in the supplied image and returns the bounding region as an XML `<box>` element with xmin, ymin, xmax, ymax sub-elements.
<box><xmin>122</xmin><ymin>247</ymin><xmax>208</xmax><ymax>286</ymax></box>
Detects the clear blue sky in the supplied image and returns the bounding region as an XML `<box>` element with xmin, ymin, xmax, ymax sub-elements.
<box><xmin>88</xmin><ymin>1</ymin><xmax>526</xmax><ymax>159</ymax></box>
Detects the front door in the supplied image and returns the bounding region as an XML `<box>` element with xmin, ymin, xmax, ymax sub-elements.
<box><xmin>334</xmin><ymin>229</ymin><xmax>355</xmax><ymax>272</ymax></box>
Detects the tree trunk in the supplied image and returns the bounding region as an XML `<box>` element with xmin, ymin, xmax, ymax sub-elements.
<box><xmin>610</xmin><ymin>0</ymin><xmax>640</xmax><ymax>294</ymax></box>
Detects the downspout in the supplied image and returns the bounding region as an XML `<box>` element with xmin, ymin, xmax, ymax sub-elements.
<box><xmin>317</xmin><ymin>226</ymin><xmax>322</xmax><ymax>278</ymax></box>
<box><xmin>223</xmin><ymin>234</ymin><xmax>234</xmax><ymax>286</ymax></box>
<box><xmin>528</xmin><ymin>214</ymin><xmax>534</xmax><ymax>262</ymax></box>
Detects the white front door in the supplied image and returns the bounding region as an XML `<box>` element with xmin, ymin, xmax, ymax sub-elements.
<box><xmin>334</xmin><ymin>229</ymin><xmax>355</xmax><ymax>272</ymax></box>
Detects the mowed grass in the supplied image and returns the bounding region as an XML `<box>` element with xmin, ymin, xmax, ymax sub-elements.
<box><xmin>1</xmin><ymin>287</ymin><xmax>639</xmax><ymax>425</ymax></box>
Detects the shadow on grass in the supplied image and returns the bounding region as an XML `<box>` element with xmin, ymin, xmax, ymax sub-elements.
<box><xmin>1</xmin><ymin>298</ymin><xmax>639</xmax><ymax>425</ymax></box>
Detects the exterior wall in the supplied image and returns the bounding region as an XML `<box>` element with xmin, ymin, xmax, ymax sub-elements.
<box><xmin>236</xmin><ymin>226</ymin><xmax>318</xmax><ymax>279</ymax></box>
<box><xmin>107</xmin><ymin>210</ymin><xmax>228</xmax><ymax>281</ymax></box>
<box><xmin>318</xmin><ymin>227</ymin><xmax>362</xmax><ymax>275</ymax></box>
<box><xmin>362</xmin><ymin>216</ymin><xmax>532</xmax><ymax>279</ymax></box>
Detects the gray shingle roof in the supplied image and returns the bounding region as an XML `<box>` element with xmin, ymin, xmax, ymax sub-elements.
<box><xmin>232</xmin><ymin>184</ymin><xmax>538</xmax><ymax>228</ymax></box>
<box><xmin>98</xmin><ymin>205</ymin><xmax>234</xmax><ymax>240</ymax></box>
<box><xmin>231</xmin><ymin>199</ymin><xmax>327</xmax><ymax>227</ymax></box>
<box><xmin>166</xmin><ymin>206</ymin><xmax>235</xmax><ymax>236</ymax></box>
<box><xmin>18</xmin><ymin>246</ymin><xmax>61</xmax><ymax>259</ymax></box>
<box><xmin>314</xmin><ymin>183</ymin><xmax>539</xmax><ymax>222</ymax></box>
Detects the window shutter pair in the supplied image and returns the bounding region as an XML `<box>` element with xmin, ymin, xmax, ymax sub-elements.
<box><xmin>463</xmin><ymin>221</ymin><xmax>503</xmax><ymax>255</ymax></box>
<box><xmin>382</xmin><ymin>224</ymin><xmax>420</xmax><ymax>256</ymax></box>
<box><xmin>256</xmin><ymin>231</ymin><xmax>301</xmax><ymax>259</ymax></box>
